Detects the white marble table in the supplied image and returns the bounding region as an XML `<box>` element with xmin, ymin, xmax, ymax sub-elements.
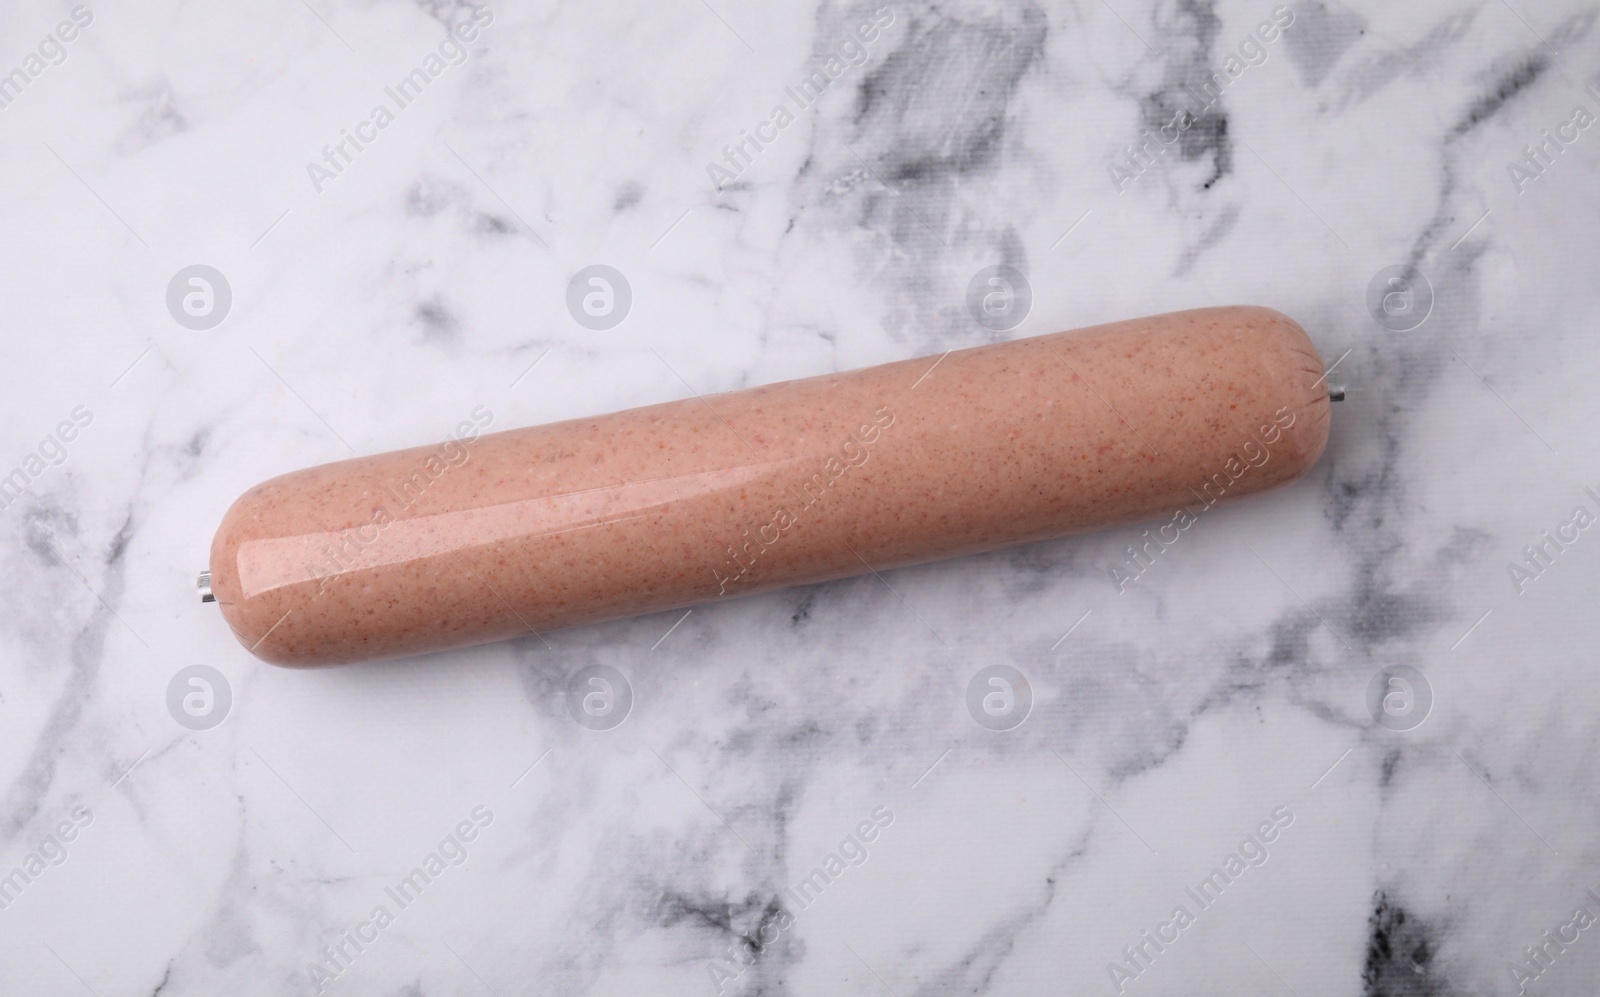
<box><xmin>3</xmin><ymin>0</ymin><xmax>1599</xmax><ymax>994</ymax></box>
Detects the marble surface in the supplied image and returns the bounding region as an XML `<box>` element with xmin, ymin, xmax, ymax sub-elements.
<box><xmin>3</xmin><ymin>0</ymin><xmax>1600</xmax><ymax>993</ymax></box>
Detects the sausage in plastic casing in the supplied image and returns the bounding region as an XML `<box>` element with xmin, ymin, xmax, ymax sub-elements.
<box><xmin>206</xmin><ymin>306</ymin><xmax>1331</xmax><ymax>665</ymax></box>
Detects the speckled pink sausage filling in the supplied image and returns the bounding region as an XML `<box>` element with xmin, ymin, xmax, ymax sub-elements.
<box><xmin>208</xmin><ymin>306</ymin><xmax>1330</xmax><ymax>666</ymax></box>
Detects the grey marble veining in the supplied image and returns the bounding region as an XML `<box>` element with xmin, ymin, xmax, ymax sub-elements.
<box><xmin>2</xmin><ymin>0</ymin><xmax>1599</xmax><ymax>994</ymax></box>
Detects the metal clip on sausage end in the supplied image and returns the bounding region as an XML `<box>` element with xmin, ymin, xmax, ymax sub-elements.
<box><xmin>1328</xmin><ymin>385</ymin><xmax>1346</xmax><ymax>402</ymax></box>
<box><xmin>198</xmin><ymin>570</ymin><xmax>215</xmax><ymax>603</ymax></box>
